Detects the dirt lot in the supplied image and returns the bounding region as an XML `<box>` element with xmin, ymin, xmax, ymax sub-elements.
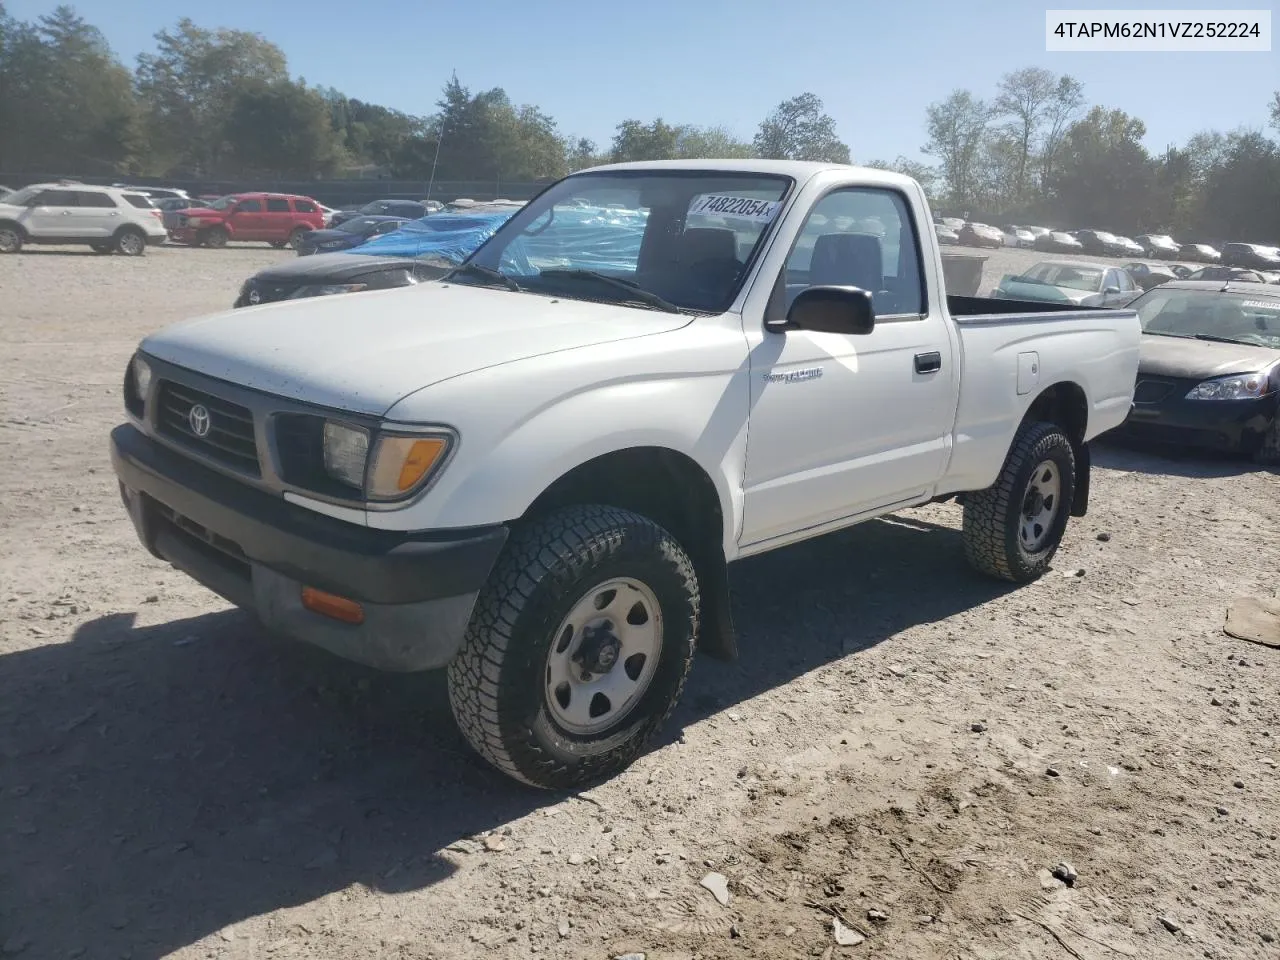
<box><xmin>1</xmin><ymin>243</ymin><xmax>1278</xmax><ymax>960</ymax></box>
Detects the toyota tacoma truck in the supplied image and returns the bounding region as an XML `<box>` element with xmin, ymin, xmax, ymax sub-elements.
<box><xmin>109</xmin><ymin>160</ymin><xmax>1141</xmax><ymax>789</ymax></box>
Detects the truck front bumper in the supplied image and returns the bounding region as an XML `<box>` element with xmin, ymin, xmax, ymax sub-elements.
<box><xmin>109</xmin><ymin>423</ymin><xmax>508</xmax><ymax>671</ymax></box>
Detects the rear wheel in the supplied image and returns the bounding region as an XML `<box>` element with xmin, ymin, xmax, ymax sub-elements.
<box><xmin>0</xmin><ymin>224</ymin><xmax>22</xmax><ymax>254</ymax></box>
<box><xmin>200</xmin><ymin>227</ymin><xmax>228</xmax><ymax>249</ymax></box>
<box><xmin>287</xmin><ymin>227</ymin><xmax>309</xmax><ymax>250</ymax></box>
<box><xmin>962</xmin><ymin>422</ymin><xmax>1077</xmax><ymax>583</ymax></box>
<box><xmin>114</xmin><ymin>228</ymin><xmax>146</xmax><ymax>257</ymax></box>
<box><xmin>448</xmin><ymin>504</ymin><xmax>699</xmax><ymax>790</ymax></box>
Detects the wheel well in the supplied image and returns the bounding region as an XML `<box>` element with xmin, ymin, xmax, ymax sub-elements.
<box><xmin>525</xmin><ymin>447</ymin><xmax>737</xmax><ymax>660</ymax></box>
<box><xmin>1023</xmin><ymin>381</ymin><xmax>1087</xmax><ymax>444</ymax></box>
<box><xmin>114</xmin><ymin>224</ymin><xmax>144</xmax><ymax>235</ymax></box>
<box><xmin>0</xmin><ymin>219</ymin><xmax>27</xmax><ymax>237</ymax></box>
<box><xmin>1022</xmin><ymin>381</ymin><xmax>1091</xmax><ymax>516</ymax></box>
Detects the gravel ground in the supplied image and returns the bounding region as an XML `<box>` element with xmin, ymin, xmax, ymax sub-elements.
<box><xmin>1</xmin><ymin>243</ymin><xmax>1278</xmax><ymax>960</ymax></box>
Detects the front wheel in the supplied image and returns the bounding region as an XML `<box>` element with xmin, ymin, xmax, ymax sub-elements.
<box><xmin>448</xmin><ymin>504</ymin><xmax>699</xmax><ymax>790</ymax></box>
<box><xmin>1253</xmin><ymin>418</ymin><xmax>1280</xmax><ymax>466</ymax></box>
<box><xmin>200</xmin><ymin>227</ymin><xmax>229</xmax><ymax>249</ymax></box>
<box><xmin>287</xmin><ymin>227</ymin><xmax>308</xmax><ymax>250</ymax></box>
<box><xmin>962</xmin><ymin>422</ymin><xmax>1077</xmax><ymax>582</ymax></box>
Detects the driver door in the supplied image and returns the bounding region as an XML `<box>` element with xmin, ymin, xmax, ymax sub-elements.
<box><xmin>738</xmin><ymin>186</ymin><xmax>957</xmax><ymax>547</ymax></box>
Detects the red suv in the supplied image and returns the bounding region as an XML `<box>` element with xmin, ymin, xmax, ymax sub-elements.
<box><xmin>169</xmin><ymin>193</ymin><xmax>325</xmax><ymax>249</ymax></box>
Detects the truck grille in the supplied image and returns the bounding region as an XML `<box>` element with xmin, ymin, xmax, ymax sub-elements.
<box><xmin>156</xmin><ymin>381</ymin><xmax>261</xmax><ymax>476</ymax></box>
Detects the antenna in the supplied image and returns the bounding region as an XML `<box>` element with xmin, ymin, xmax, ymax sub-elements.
<box><xmin>426</xmin><ymin>68</ymin><xmax>455</xmax><ymax>204</ymax></box>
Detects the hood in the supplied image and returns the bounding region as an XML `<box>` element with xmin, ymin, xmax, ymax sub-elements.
<box><xmin>250</xmin><ymin>252</ymin><xmax>417</xmax><ymax>283</ymax></box>
<box><xmin>141</xmin><ymin>282</ymin><xmax>693</xmax><ymax>416</ymax></box>
<box><xmin>300</xmin><ymin>229</ymin><xmax>358</xmax><ymax>244</ymax></box>
<box><xmin>1139</xmin><ymin>333</ymin><xmax>1280</xmax><ymax>379</ymax></box>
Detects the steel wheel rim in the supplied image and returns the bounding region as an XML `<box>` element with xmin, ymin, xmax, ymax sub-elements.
<box><xmin>1020</xmin><ymin>459</ymin><xmax>1061</xmax><ymax>552</ymax></box>
<box><xmin>545</xmin><ymin>577</ymin><xmax>663</xmax><ymax>736</ymax></box>
<box><xmin>120</xmin><ymin>233</ymin><xmax>143</xmax><ymax>255</ymax></box>
<box><xmin>0</xmin><ymin>230</ymin><xmax>18</xmax><ymax>252</ymax></box>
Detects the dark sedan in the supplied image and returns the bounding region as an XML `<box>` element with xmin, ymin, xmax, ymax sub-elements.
<box><xmin>957</xmin><ymin>222</ymin><xmax>1004</xmax><ymax>248</ymax></box>
<box><xmin>1220</xmin><ymin>243</ymin><xmax>1280</xmax><ymax>272</ymax></box>
<box><xmin>1136</xmin><ymin>234</ymin><xmax>1181</xmax><ymax>259</ymax></box>
<box><xmin>1072</xmin><ymin>230</ymin><xmax>1127</xmax><ymax>257</ymax></box>
<box><xmin>1123</xmin><ymin>261</ymin><xmax>1178</xmax><ymax>290</ymax></box>
<box><xmin>1034</xmin><ymin>230</ymin><xmax>1085</xmax><ymax>253</ymax></box>
<box><xmin>328</xmin><ymin>199</ymin><xmax>428</xmax><ymax>228</ymax></box>
<box><xmin>1116</xmin><ymin>281</ymin><xmax>1280</xmax><ymax>463</ymax></box>
<box><xmin>234</xmin><ymin>252</ymin><xmax>442</xmax><ymax>308</ymax></box>
<box><xmin>1179</xmin><ymin>243</ymin><xmax>1221</xmax><ymax>263</ymax></box>
<box><xmin>295</xmin><ymin>215</ymin><xmax>409</xmax><ymax>256</ymax></box>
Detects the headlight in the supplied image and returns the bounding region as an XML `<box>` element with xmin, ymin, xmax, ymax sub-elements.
<box><xmin>1185</xmin><ymin>373</ymin><xmax>1271</xmax><ymax>400</ymax></box>
<box><xmin>322</xmin><ymin>422</ymin><xmax>369</xmax><ymax>489</ymax></box>
<box><xmin>132</xmin><ymin>355</ymin><xmax>152</xmax><ymax>401</ymax></box>
<box><xmin>320</xmin><ymin>422</ymin><xmax>452</xmax><ymax>500</ymax></box>
<box><xmin>290</xmin><ymin>282</ymin><xmax>368</xmax><ymax>299</ymax></box>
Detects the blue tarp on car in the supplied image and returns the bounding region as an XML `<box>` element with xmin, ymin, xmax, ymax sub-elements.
<box><xmin>347</xmin><ymin>210</ymin><xmax>518</xmax><ymax>263</ymax></box>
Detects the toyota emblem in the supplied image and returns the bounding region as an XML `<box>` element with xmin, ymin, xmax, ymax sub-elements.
<box><xmin>188</xmin><ymin>403</ymin><xmax>212</xmax><ymax>438</ymax></box>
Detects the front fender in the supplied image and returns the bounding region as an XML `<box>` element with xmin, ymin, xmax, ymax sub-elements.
<box><xmin>374</xmin><ymin>365</ymin><xmax>752</xmax><ymax>557</ymax></box>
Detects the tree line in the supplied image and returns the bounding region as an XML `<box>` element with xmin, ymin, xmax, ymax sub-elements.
<box><xmin>2</xmin><ymin>5</ymin><xmax>1277</xmax><ymax>241</ymax></box>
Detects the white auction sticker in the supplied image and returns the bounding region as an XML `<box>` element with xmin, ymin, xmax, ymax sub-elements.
<box><xmin>688</xmin><ymin>194</ymin><xmax>780</xmax><ymax>222</ymax></box>
<box><xmin>1045</xmin><ymin>9</ymin><xmax>1271</xmax><ymax>51</ymax></box>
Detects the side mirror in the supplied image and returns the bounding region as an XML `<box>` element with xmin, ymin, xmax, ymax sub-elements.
<box><xmin>1104</xmin><ymin>285</ymin><xmax>1121</xmax><ymax>295</ymax></box>
<box><xmin>786</xmin><ymin>285</ymin><xmax>875</xmax><ymax>335</ymax></box>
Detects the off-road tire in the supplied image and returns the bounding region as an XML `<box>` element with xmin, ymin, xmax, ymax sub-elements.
<box><xmin>448</xmin><ymin>504</ymin><xmax>699</xmax><ymax>790</ymax></box>
<box><xmin>962</xmin><ymin>422</ymin><xmax>1076</xmax><ymax>583</ymax></box>
<box><xmin>0</xmin><ymin>223</ymin><xmax>23</xmax><ymax>254</ymax></box>
<box><xmin>1253</xmin><ymin>418</ymin><xmax>1280</xmax><ymax>466</ymax></box>
<box><xmin>114</xmin><ymin>227</ymin><xmax>146</xmax><ymax>257</ymax></box>
<box><xmin>287</xmin><ymin>227</ymin><xmax>309</xmax><ymax>250</ymax></box>
<box><xmin>200</xmin><ymin>227</ymin><xmax>229</xmax><ymax>249</ymax></box>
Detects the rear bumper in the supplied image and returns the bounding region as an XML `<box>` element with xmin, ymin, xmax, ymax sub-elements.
<box><xmin>109</xmin><ymin>423</ymin><xmax>509</xmax><ymax>671</ymax></box>
<box><xmin>1118</xmin><ymin>394</ymin><xmax>1277</xmax><ymax>452</ymax></box>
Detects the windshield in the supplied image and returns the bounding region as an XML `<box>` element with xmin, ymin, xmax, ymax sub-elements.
<box><xmin>1021</xmin><ymin>263</ymin><xmax>1104</xmax><ymax>292</ymax></box>
<box><xmin>336</xmin><ymin>217</ymin><xmax>377</xmax><ymax>233</ymax></box>
<box><xmin>1135</xmin><ymin>289</ymin><xmax>1280</xmax><ymax>347</ymax></box>
<box><xmin>4</xmin><ymin>186</ymin><xmax>40</xmax><ymax>205</ymax></box>
<box><xmin>459</xmin><ymin>171</ymin><xmax>793</xmax><ymax>313</ymax></box>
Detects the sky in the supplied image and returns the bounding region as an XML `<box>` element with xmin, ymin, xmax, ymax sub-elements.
<box><xmin>8</xmin><ymin>0</ymin><xmax>1278</xmax><ymax>162</ymax></box>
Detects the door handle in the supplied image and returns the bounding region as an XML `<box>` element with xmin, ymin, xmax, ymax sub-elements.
<box><xmin>914</xmin><ymin>351</ymin><xmax>942</xmax><ymax>374</ymax></box>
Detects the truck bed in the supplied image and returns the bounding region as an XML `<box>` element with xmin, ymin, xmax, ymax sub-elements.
<box><xmin>947</xmin><ymin>294</ymin><xmax>1115</xmax><ymax>319</ymax></box>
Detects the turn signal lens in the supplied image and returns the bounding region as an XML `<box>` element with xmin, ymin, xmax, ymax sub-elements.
<box><xmin>301</xmin><ymin>587</ymin><xmax>364</xmax><ymax>624</ymax></box>
<box><xmin>367</xmin><ymin>435</ymin><xmax>449</xmax><ymax>499</ymax></box>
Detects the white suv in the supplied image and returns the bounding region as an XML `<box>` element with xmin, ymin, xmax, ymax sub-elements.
<box><xmin>0</xmin><ymin>182</ymin><xmax>169</xmax><ymax>256</ymax></box>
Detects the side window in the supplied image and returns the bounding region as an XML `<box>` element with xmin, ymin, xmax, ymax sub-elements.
<box><xmin>376</xmin><ymin>221</ymin><xmax>401</xmax><ymax>234</ymax></box>
<box><xmin>121</xmin><ymin>194</ymin><xmax>153</xmax><ymax>209</ymax></box>
<box><xmin>782</xmin><ymin>187</ymin><xmax>923</xmax><ymax>317</ymax></box>
<box><xmin>1104</xmin><ymin>269</ymin><xmax>1120</xmax><ymax>291</ymax></box>
<box><xmin>237</xmin><ymin>199</ymin><xmax>263</xmax><ymax>213</ymax></box>
<box><xmin>294</xmin><ymin>199</ymin><xmax>317</xmax><ymax>213</ymax></box>
<box><xmin>32</xmin><ymin>190</ymin><xmax>76</xmax><ymax>206</ymax></box>
<box><xmin>265</xmin><ymin>198</ymin><xmax>290</xmax><ymax>213</ymax></box>
<box><xmin>75</xmin><ymin>191</ymin><xmax>118</xmax><ymax>208</ymax></box>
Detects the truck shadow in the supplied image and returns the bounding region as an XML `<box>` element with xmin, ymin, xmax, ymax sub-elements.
<box><xmin>0</xmin><ymin>512</ymin><xmax>1009</xmax><ymax>959</ymax></box>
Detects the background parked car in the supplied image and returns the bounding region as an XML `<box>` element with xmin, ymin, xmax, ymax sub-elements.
<box><xmin>295</xmin><ymin>215</ymin><xmax>410</xmax><ymax>256</ymax></box>
<box><xmin>993</xmin><ymin>259</ymin><xmax>1140</xmax><ymax>307</ymax></box>
<box><xmin>0</xmin><ymin>185</ymin><xmax>13</xmax><ymax>201</ymax></box>
<box><xmin>1001</xmin><ymin>225</ymin><xmax>1036</xmax><ymax>248</ymax></box>
<box><xmin>1117</xmin><ymin>281</ymin><xmax>1280</xmax><ymax>463</ymax></box>
<box><xmin>1124</xmin><ymin>261</ymin><xmax>1178</xmax><ymax>290</ymax></box>
<box><xmin>1034</xmin><ymin>231</ymin><xmax>1085</xmax><ymax>253</ymax></box>
<box><xmin>934</xmin><ymin>222</ymin><xmax>959</xmax><ymax>245</ymax></box>
<box><xmin>1220</xmin><ymin>243</ymin><xmax>1280</xmax><ymax>271</ymax></box>
<box><xmin>1114</xmin><ymin>236</ymin><xmax>1145</xmax><ymax>258</ymax></box>
<box><xmin>113</xmin><ymin>184</ymin><xmax>188</xmax><ymax>202</ymax></box>
<box><xmin>1185</xmin><ymin>265</ymin><xmax>1271</xmax><ymax>283</ymax></box>
<box><xmin>1072</xmin><ymin>230</ymin><xmax>1127</xmax><ymax>257</ymax></box>
<box><xmin>958</xmin><ymin>222</ymin><xmax>1004</xmax><ymax>248</ymax></box>
<box><xmin>328</xmin><ymin>199</ymin><xmax>428</xmax><ymax>227</ymax></box>
<box><xmin>1137</xmin><ymin>234</ymin><xmax>1181</xmax><ymax>259</ymax></box>
<box><xmin>1168</xmin><ymin>263</ymin><xmax>1196</xmax><ymax>279</ymax></box>
<box><xmin>1179</xmin><ymin>242</ymin><xmax>1221</xmax><ymax>263</ymax></box>
<box><xmin>168</xmin><ymin>193</ymin><xmax>325</xmax><ymax>249</ymax></box>
<box><xmin>0</xmin><ymin>182</ymin><xmax>166</xmax><ymax>255</ymax></box>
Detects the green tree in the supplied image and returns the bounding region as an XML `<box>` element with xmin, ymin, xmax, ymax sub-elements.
<box><xmin>224</xmin><ymin>79</ymin><xmax>343</xmax><ymax>177</ymax></box>
<box><xmin>994</xmin><ymin>67</ymin><xmax>1078</xmax><ymax>203</ymax></box>
<box><xmin>1047</xmin><ymin>106</ymin><xmax>1155</xmax><ymax>230</ymax></box>
<box><xmin>135</xmin><ymin>18</ymin><xmax>288</xmax><ymax>175</ymax></box>
<box><xmin>864</xmin><ymin>156</ymin><xmax>941</xmax><ymax>199</ymax></box>
<box><xmin>566</xmin><ymin>137</ymin><xmax>601</xmax><ymax>171</ymax></box>
<box><xmin>1038</xmin><ymin>75</ymin><xmax>1085</xmax><ymax>191</ymax></box>
<box><xmin>675</xmin><ymin>125</ymin><xmax>753</xmax><ymax>159</ymax></box>
<box><xmin>923</xmin><ymin>90</ymin><xmax>993</xmax><ymax>211</ymax></box>
<box><xmin>610</xmin><ymin>119</ymin><xmax>682</xmax><ymax>162</ymax></box>
<box><xmin>0</xmin><ymin>5</ymin><xmax>140</xmax><ymax>173</ymax></box>
<box><xmin>753</xmin><ymin>93</ymin><xmax>850</xmax><ymax>162</ymax></box>
<box><xmin>1197</xmin><ymin>131</ymin><xmax>1280</xmax><ymax>242</ymax></box>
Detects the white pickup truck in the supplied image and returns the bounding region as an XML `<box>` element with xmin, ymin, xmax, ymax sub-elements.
<box><xmin>110</xmin><ymin>160</ymin><xmax>1140</xmax><ymax>789</ymax></box>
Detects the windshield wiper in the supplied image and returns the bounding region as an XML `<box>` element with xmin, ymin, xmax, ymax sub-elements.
<box><xmin>538</xmin><ymin>269</ymin><xmax>682</xmax><ymax>314</ymax></box>
<box><xmin>1194</xmin><ymin>333</ymin><xmax>1254</xmax><ymax>345</ymax></box>
<box><xmin>445</xmin><ymin>262</ymin><xmax>523</xmax><ymax>292</ymax></box>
